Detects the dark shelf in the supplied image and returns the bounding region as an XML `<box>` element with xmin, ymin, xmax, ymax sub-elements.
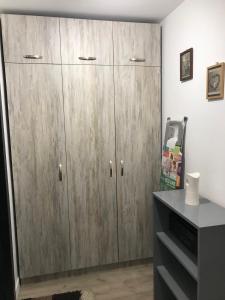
<box><xmin>157</xmin><ymin>231</ymin><xmax>198</xmax><ymax>281</ymax></box>
<box><xmin>157</xmin><ymin>265</ymin><xmax>190</xmax><ymax>300</ymax></box>
<box><xmin>154</xmin><ymin>191</ymin><xmax>225</xmax><ymax>300</ymax></box>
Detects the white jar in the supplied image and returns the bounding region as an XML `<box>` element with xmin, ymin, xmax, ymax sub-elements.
<box><xmin>185</xmin><ymin>172</ymin><xmax>200</xmax><ymax>206</ymax></box>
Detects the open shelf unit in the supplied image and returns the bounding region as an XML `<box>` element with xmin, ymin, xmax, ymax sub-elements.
<box><xmin>153</xmin><ymin>190</ymin><xmax>225</xmax><ymax>300</ymax></box>
<box><xmin>157</xmin><ymin>265</ymin><xmax>190</xmax><ymax>300</ymax></box>
<box><xmin>156</xmin><ymin>231</ymin><xmax>198</xmax><ymax>281</ymax></box>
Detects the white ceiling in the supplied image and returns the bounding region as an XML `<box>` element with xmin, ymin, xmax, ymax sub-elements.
<box><xmin>0</xmin><ymin>0</ymin><xmax>184</xmax><ymax>22</ymax></box>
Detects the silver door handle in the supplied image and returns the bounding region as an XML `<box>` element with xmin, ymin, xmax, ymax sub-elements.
<box><xmin>109</xmin><ymin>160</ymin><xmax>113</xmax><ymax>177</ymax></box>
<box><xmin>23</xmin><ymin>55</ymin><xmax>43</xmax><ymax>59</ymax></box>
<box><xmin>120</xmin><ymin>160</ymin><xmax>124</xmax><ymax>176</ymax></box>
<box><xmin>129</xmin><ymin>57</ymin><xmax>146</xmax><ymax>62</ymax></box>
<box><xmin>58</xmin><ymin>164</ymin><xmax>62</xmax><ymax>181</ymax></box>
<box><xmin>78</xmin><ymin>56</ymin><xmax>96</xmax><ymax>61</ymax></box>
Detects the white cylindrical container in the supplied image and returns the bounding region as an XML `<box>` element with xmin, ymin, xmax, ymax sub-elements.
<box><xmin>185</xmin><ymin>172</ymin><xmax>200</xmax><ymax>206</ymax></box>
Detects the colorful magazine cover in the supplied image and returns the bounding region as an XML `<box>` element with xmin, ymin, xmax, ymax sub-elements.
<box><xmin>160</xmin><ymin>144</ymin><xmax>182</xmax><ymax>190</ymax></box>
<box><xmin>160</xmin><ymin>117</ymin><xmax>187</xmax><ymax>191</ymax></box>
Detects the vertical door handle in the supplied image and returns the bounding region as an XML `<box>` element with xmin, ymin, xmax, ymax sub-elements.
<box><xmin>120</xmin><ymin>160</ymin><xmax>124</xmax><ymax>176</ymax></box>
<box><xmin>58</xmin><ymin>163</ymin><xmax>62</xmax><ymax>181</ymax></box>
<box><xmin>109</xmin><ymin>160</ymin><xmax>113</xmax><ymax>177</ymax></box>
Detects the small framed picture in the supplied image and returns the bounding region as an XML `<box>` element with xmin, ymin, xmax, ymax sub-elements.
<box><xmin>207</xmin><ymin>63</ymin><xmax>225</xmax><ymax>100</ymax></box>
<box><xmin>180</xmin><ymin>48</ymin><xmax>193</xmax><ymax>82</ymax></box>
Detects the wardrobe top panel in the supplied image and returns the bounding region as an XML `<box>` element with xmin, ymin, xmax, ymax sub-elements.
<box><xmin>1</xmin><ymin>14</ymin><xmax>61</xmax><ymax>64</ymax></box>
<box><xmin>113</xmin><ymin>21</ymin><xmax>161</xmax><ymax>67</ymax></box>
<box><xmin>60</xmin><ymin>18</ymin><xmax>113</xmax><ymax>65</ymax></box>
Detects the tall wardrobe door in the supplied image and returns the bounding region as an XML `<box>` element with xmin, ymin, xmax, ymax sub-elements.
<box><xmin>62</xmin><ymin>65</ymin><xmax>118</xmax><ymax>269</ymax></box>
<box><xmin>5</xmin><ymin>64</ymin><xmax>70</xmax><ymax>279</ymax></box>
<box><xmin>114</xmin><ymin>66</ymin><xmax>161</xmax><ymax>261</ymax></box>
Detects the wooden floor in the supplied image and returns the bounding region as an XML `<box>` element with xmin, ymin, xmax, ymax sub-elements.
<box><xmin>19</xmin><ymin>263</ymin><xmax>154</xmax><ymax>300</ymax></box>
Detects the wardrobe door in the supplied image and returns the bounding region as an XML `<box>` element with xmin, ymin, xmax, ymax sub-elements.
<box><xmin>5</xmin><ymin>64</ymin><xmax>70</xmax><ymax>278</ymax></box>
<box><xmin>62</xmin><ymin>65</ymin><xmax>118</xmax><ymax>269</ymax></box>
<box><xmin>1</xmin><ymin>14</ymin><xmax>61</xmax><ymax>64</ymax></box>
<box><xmin>113</xmin><ymin>22</ymin><xmax>160</xmax><ymax>66</ymax></box>
<box><xmin>114</xmin><ymin>66</ymin><xmax>161</xmax><ymax>261</ymax></box>
<box><xmin>60</xmin><ymin>19</ymin><xmax>113</xmax><ymax>65</ymax></box>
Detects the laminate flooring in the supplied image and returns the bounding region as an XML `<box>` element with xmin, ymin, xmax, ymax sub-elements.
<box><xmin>19</xmin><ymin>263</ymin><xmax>154</xmax><ymax>300</ymax></box>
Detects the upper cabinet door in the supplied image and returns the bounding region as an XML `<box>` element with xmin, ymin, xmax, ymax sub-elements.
<box><xmin>1</xmin><ymin>14</ymin><xmax>61</xmax><ymax>64</ymax></box>
<box><xmin>60</xmin><ymin>19</ymin><xmax>113</xmax><ymax>65</ymax></box>
<box><xmin>113</xmin><ymin>22</ymin><xmax>161</xmax><ymax>66</ymax></box>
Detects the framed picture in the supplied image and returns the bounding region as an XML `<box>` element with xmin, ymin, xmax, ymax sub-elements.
<box><xmin>207</xmin><ymin>63</ymin><xmax>225</xmax><ymax>100</ymax></box>
<box><xmin>180</xmin><ymin>48</ymin><xmax>193</xmax><ymax>81</ymax></box>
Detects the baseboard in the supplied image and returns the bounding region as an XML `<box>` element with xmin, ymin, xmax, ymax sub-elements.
<box><xmin>21</xmin><ymin>257</ymin><xmax>153</xmax><ymax>285</ymax></box>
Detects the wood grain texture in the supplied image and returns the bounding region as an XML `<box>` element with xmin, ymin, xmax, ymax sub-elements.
<box><xmin>113</xmin><ymin>22</ymin><xmax>161</xmax><ymax>66</ymax></box>
<box><xmin>19</xmin><ymin>263</ymin><xmax>153</xmax><ymax>300</ymax></box>
<box><xmin>114</xmin><ymin>66</ymin><xmax>161</xmax><ymax>262</ymax></box>
<box><xmin>1</xmin><ymin>14</ymin><xmax>61</xmax><ymax>64</ymax></box>
<box><xmin>5</xmin><ymin>64</ymin><xmax>70</xmax><ymax>278</ymax></box>
<box><xmin>60</xmin><ymin>19</ymin><xmax>113</xmax><ymax>65</ymax></box>
<box><xmin>62</xmin><ymin>65</ymin><xmax>118</xmax><ymax>269</ymax></box>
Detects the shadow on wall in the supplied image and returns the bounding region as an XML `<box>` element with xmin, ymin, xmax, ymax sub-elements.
<box><xmin>0</xmin><ymin>92</ymin><xmax>14</xmax><ymax>300</ymax></box>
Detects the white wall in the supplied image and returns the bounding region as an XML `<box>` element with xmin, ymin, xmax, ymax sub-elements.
<box><xmin>162</xmin><ymin>0</ymin><xmax>225</xmax><ymax>206</ymax></box>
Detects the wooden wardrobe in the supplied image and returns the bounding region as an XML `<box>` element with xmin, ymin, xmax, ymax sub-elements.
<box><xmin>0</xmin><ymin>14</ymin><xmax>161</xmax><ymax>280</ymax></box>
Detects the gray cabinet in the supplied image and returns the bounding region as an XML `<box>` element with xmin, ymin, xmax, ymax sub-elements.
<box><xmin>1</xmin><ymin>14</ymin><xmax>61</xmax><ymax>64</ymax></box>
<box><xmin>114</xmin><ymin>66</ymin><xmax>161</xmax><ymax>261</ymax></box>
<box><xmin>113</xmin><ymin>22</ymin><xmax>161</xmax><ymax>66</ymax></box>
<box><xmin>5</xmin><ymin>64</ymin><xmax>70</xmax><ymax>278</ymax></box>
<box><xmin>154</xmin><ymin>190</ymin><xmax>225</xmax><ymax>300</ymax></box>
<box><xmin>60</xmin><ymin>19</ymin><xmax>113</xmax><ymax>65</ymax></box>
<box><xmin>62</xmin><ymin>65</ymin><xmax>118</xmax><ymax>269</ymax></box>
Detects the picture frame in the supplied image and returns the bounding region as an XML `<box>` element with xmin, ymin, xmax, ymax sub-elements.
<box><xmin>207</xmin><ymin>63</ymin><xmax>225</xmax><ymax>100</ymax></box>
<box><xmin>180</xmin><ymin>48</ymin><xmax>193</xmax><ymax>82</ymax></box>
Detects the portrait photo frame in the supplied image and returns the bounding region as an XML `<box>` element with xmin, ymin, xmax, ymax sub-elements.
<box><xmin>180</xmin><ymin>48</ymin><xmax>193</xmax><ymax>82</ymax></box>
<box><xmin>207</xmin><ymin>63</ymin><xmax>225</xmax><ymax>100</ymax></box>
